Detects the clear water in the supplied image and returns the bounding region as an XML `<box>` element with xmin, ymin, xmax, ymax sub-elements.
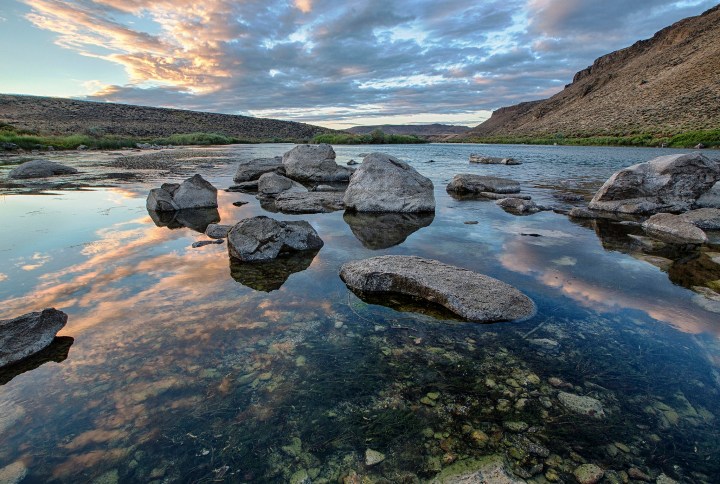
<box><xmin>0</xmin><ymin>144</ymin><xmax>718</xmax><ymax>483</ymax></box>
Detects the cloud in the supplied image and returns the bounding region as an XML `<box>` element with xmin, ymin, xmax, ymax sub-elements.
<box><xmin>21</xmin><ymin>0</ymin><xmax>717</xmax><ymax>126</ymax></box>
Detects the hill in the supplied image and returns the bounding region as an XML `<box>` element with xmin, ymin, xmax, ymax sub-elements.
<box><xmin>465</xmin><ymin>5</ymin><xmax>720</xmax><ymax>142</ymax></box>
<box><xmin>0</xmin><ymin>94</ymin><xmax>333</xmax><ymax>142</ymax></box>
<box><xmin>347</xmin><ymin>124</ymin><xmax>471</xmax><ymax>136</ymax></box>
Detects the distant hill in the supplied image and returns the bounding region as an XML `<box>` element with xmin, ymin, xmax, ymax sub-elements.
<box><xmin>465</xmin><ymin>5</ymin><xmax>720</xmax><ymax>139</ymax></box>
<box><xmin>0</xmin><ymin>94</ymin><xmax>334</xmax><ymax>141</ymax></box>
<box><xmin>347</xmin><ymin>124</ymin><xmax>471</xmax><ymax>136</ymax></box>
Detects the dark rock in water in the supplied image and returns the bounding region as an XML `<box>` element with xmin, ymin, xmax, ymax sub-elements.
<box><xmin>446</xmin><ymin>174</ymin><xmax>520</xmax><ymax>195</ymax></box>
<box><xmin>205</xmin><ymin>224</ymin><xmax>232</xmax><ymax>239</ymax></box>
<box><xmin>642</xmin><ymin>213</ymin><xmax>708</xmax><ymax>244</ymax></box>
<box><xmin>588</xmin><ymin>153</ymin><xmax>720</xmax><ymax>214</ymax></box>
<box><xmin>496</xmin><ymin>198</ymin><xmax>540</xmax><ymax>214</ymax></box>
<box><xmin>347</xmin><ymin>159</ymin><xmax>359</xmax><ymax>166</ymax></box>
<box><xmin>148</xmin><ymin>207</ymin><xmax>220</xmax><ymax>233</ymax></box>
<box><xmin>8</xmin><ymin>160</ymin><xmax>78</xmax><ymax>179</ymax></box>
<box><xmin>343</xmin><ymin>212</ymin><xmax>434</xmax><ymax>249</ymax></box>
<box><xmin>227</xmin><ymin>181</ymin><xmax>259</xmax><ymax>192</ymax></box>
<box><xmin>227</xmin><ymin>216</ymin><xmax>324</xmax><ymax>261</ymax></box>
<box><xmin>257</xmin><ymin>172</ymin><xmax>307</xmax><ymax>197</ymax></box>
<box><xmin>232</xmin><ymin>200</ymin><xmax>249</xmax><ymax>207</ymax></box>
<box><xmin>568</xmin><ymin>207</ymin><xmax>601</xmax><ymax>219</ymax></box>
<box><xmin>233</xmin><ymin>157</ymin><xmax>283</xmax><ymax>182</ymax></box>
<box><xmin>343</xmin><ymin>153</ymin><xmax>435</xmax><ymax>213</ymax></box>
<box><xmin>192</xmin><ymin>239</ymin><xmax>224</xmax><ymax>248</ymax></box>
<box><xmin>229</xmin><ymin>249</ymin><xmax>319</xmax><ymax>292</ymax></box>
<box><xmin>0</xmin><ymin>336</ymin><xmax>73</xmax><ymax>386</ymax></box>
<box><xmin>339</xmin><ymin>255</ymin><xmax>535</xmax><ymax>322</ymax></box>
<box><xmin>464</xmin><ymin>220</ymin><xmax>479</xmax><ymax>225</ymax></box>
<box><xmin>147</xmin><ymin>174</ymin><xmax>218</xmax><ymax>211</ymax></box>
<box><xmin>282</xmin><ymin>144</ymin><xmax>353</xmax><ymax>182</ymax></box>
<box><xmin>273</xmin><ymin>191</ymin><xmax>345</xmax><ymax>214</ymax></box>
<box><xmin>0</xmin><ymin>309</ymin><xmax>68</xmax><ymax>368</ymax></box>
<box><xmin>469</xmin><ymin>154</ymin><xmax>521</xmax><ymax>165</ymax></box>
<box><xmin>555</xmin><ymin>192</ymin><xmax>585</xmax><ymax>202</ymax></box>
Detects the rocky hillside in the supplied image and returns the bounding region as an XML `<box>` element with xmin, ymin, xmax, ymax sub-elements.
<box><xmin>0</xmin><ymin>94</ymin><xmax>334</xmax><ymax>141</ymax></box>
<box><xmin>348</xmin><ymin>124</ymin><xmax>471</xmax><ymax>136</ymax></box>
<box><xmin>467</xmin><ymin>5</ymin><xmax>720</xmax><ymax>138</ymax></box>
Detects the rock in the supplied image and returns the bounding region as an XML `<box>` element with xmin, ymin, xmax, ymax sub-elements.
<box><xmin>313</xmin><ymin>184</ymin><xmax>344</xmax><ymax>192</ymax></box>
<box><xmin>573</xmin><ymin>464</ymin><xmax>604</xmax><ymax>484</ymax></box>
<box><xmin>692</xmin><ymin>287</ymin><xmax>720</xmax><ymax>313</ymax></box>
<box><xmin>0</xmin><ymin>336</ymin><xmax>73</xmax><ymax>386</ymax></box>
<box><xmin>282</xmin><ymin>144</ymin><xmax>353</xmax><ymax>182</ymax></box>
<box><xmin>147</xmin><ymin>174</ymin><xmax>217</xmax><ymax>212</ymax></box>
<box><xmin>588</xmin><ymin>153</ymin><xmax>720</xmax><ymax>214</ymax></box>
<box><xmin>568</xmin><ymin>207</ymin><xmax>602</xmax><ymax>219</ymax></box>
<box><xmin>469</xmin><ymin>154</ymin><xmax>521</xmax><ymax>165</ymax></box>
<box><xmin>628</xmin><ymin>468</ymin><xmax>651</xmax><ymax>482</ymax></box>
<box><xmin>558</xmin><ymin>392</ymin><xmax>605</xmax><ymax>418</ymax></box>
<box><xmin>479</xmin><ymin>192</ymin><xmax>531</xmax><ymax>200</ymax></box>
<box><xmin>431</xmin><ymin>454</ymin><xmax>526</xmax><ymax>484</ymax></box>
<box><xmin>695</xmin><ymin>143</ymin><xmax>705</xmax><ymax>149</ymax></box>
<box><xmin>365</xmin><ymin>448</ymin><xmax>386</xmax><ymax>466</ymax></box>
<box><xmin>678</xmin><ymin>208</ymin><xmax>720</xmax><ymax>229</ymax></box>
<box><xmin>1</xmin><ymin>142</ymin><xmax>19</xmax><ymax>150</ymax></box>
<box><xmin>77</xmin><ymin>144</ymin><xmax>88</xmax><ymax>150</ymax></box>
<box><xmin>229</xmin><ymin>249</ymin><xmax>319</xmax><ymax>292</ymax></box>
<box><xmin>0</xmin><ymin>461</ymin><xmax>28</xmax><ymax>484</ymax></box>
<box><xmin>343</xmin><ymin>153</ymin><xmax>435</xmax><ymax>212</ymax></box>
<box><xmin>205</xmin><ymin>224</ymin><xmax>232</xmax><ymax>239</ymax></box>
<box><xmin>656</xmin><ymin>473</ymin><xmax>678</xmax><ymax>484</ymax></box>
<box><xmin>227</xmin><ymin>181</ymin><xmax>259</xmax><ymax>192</ymax></box>
<box><xmin>273</xmin><ymin>191</ymin><xmax>345</xmax><ymax>214</ymax></box>
<box><xmin>343</xmin><ymin>212</ymin><xmax>434</xmax><ymax>249</ymax></box>
<box><xmin>503</xmin><ymin>421</ymin><xmax>529</xmax><ymax>433</ymax></box>
<box><xmin>233</xmin><ymin>157</ymin><xmax>283</xmax><ymax>182</ymax></box>
<box><xmin>149</xmin><ymin>207</ymin><xmax>221</xmax><ymax>233</ymax></box>
<box><xmin>0</xmin><ymin>309</ymin><xmax>68</xmax><ymax>367</ymax></box>
<box><xmin>257</xmin><ymin>172</ymin><xmax>307</xmax><ymax>197</ymax></box>
<box><xmin>446</xmin><ymin>174</ymin><xmax>520</xmax><ymax>194</ymax></box>
<box><xmin>496</xmin><ymin>198</ymin><xmax>540</xmax><ymax>214</ymax></box>
<box><xmin>642</xmin><ymin>213</ymin><xmax>708</xmax><ymax>244</ymax></box>
<box><xmin>696</xmin><ymin>181</ymin><xmax>720</xmax><ymax>208</ymax></box>
<box><xmin>146</xmin><ymin>187</ymin><xmax>179</xmax><ymax>212</ymax></box>
<box><xmin>339</xmin><ymin>255</ymin><xmax>535</xmax><ymax>322</ymax></box>
<box><xmin>227</xmin><ymin>216</ymin><xmax>323</xmax><ymax>261</ymax></box>
<box><xmin>7</xmin><ymin>159</ymin><xmax>78</xmax><ymax>179</ymax></box>
<box><xmin>232</xmin><ymin>200</ymin><xmax>249</xmax><ymax>207</ymax></box>
<box><xmin>347</xmin><ymin>159</ymin><xmax>359</xmax><ymax>166</ymax></box>
<box><xmin>192</xmin><ymin>239</ymin><xmax>224</xmax><ymax>248</ymax></box>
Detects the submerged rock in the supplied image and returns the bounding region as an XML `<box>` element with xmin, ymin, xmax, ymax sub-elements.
<box><xmin>588</xmin><ymin>153</ymin><xmax>720</xmax><ymax>214</ymax></box>
<box><xmin>469</xmin><ymin>154</ymin><xmax>521</xmax><ymax>165</ymax></box>
<box><xmin>558</xmin><ymin>391</ymin><xmax>606</xmax><ymax>419</ymax></box>
<box><xmin>0</xmin><ymin>309</ymin><xmax>68</xmax><ymax>368</ymax></box>
<box><xmin>446</xmin><ymin>174</ymin><xmax>520</xmax><ymax>194</ymax></box>
<box><xmin>257</xmin><ymin>172</ymin><xmax>307</xmax><ymax>197</ymax></box>
<box><xmin>343</xmin><ymin>212</ymin><xmax>434</xmax><ymax>249</ymax></box>
<box><xmin>496</xmin><ymin>198</ymin><xmax>540</xmax><ymax>214</ymax></box>
<box><xmin>233</xmin><ymin>157</ymin><xmax>283</xmax><ymax>182</ymax></box>
<box><xmin>365</xmin><ymin>448</ymin><xmax>386</xmax><ymax>466</ymax></box>
<box><xmin>431</xmin><ymin>454</ymin><xmax>526</xmax><ymax>483</ymax></box>
<box><xmin>339</xmin><ymin>255</ymin><xmax>535</xmax><ymax>322</ymax></box>
<box><xmin>642</xmin><ymin>213</ymin><xmax>708</xmax><ymax>244</ymax></box>
<box><xmin>573</xmin><ymin>464</ymin><xmax>604</xmax><ymax>484</ymax></box>
<box><xmin>282</xmin><ymin>144</ymin><xmax>353</xmax><ymax>182</ymax></box>
<box><xmin>7</xmin><ymin>159</ymin><xmax>78</xmax><ymax>179</ymax></box>
<box><xmin>343</xmin><ymin>153</ymin><xmax>435</xmax><ymax>212</ymax></box>
<box><xmin>147</xmin><ymin>174</ymin><xmax>218</xmax><ymax>211</ymax></box>
<box><xmin>273</xmin><ymin>191</ymin><xmax>345</xmax><ymax>213</ymax></box>
<box><xmin>227</xmin><ymin>216</ymin><xmax>323</xmax><ymax>261</ymax></box>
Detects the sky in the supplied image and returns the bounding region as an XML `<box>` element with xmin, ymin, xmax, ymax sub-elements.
<box><xmin>0</xmin><ymin>0</ymin><xmax>716</xmax><ymax>129</ymax></box>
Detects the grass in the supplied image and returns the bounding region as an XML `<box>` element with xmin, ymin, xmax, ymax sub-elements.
<box><xmin>313</xmin><ymin>129</ymin><xmax>429</xmax><ymax>145</ymax></box>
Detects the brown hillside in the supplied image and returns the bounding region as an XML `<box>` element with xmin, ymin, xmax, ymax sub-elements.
<box><xmin>467</xmin><ymin>5</ymin><xmax>720</xmax><ymax>138</ymax></box>
<box><xmin>347</xmin><ymin>124</ymin><xmax>471</xmax><ymax>136</ymax></box>
<box><xmin>0</xmin><ymin>94</ymin><xmax>334</xmax><ymax>141</ymax></box>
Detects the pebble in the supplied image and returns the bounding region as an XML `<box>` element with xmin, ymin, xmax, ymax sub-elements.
<box><xmin>503</xmin><ymin>421</ymin><xmax>529</xmax><ymax>433</ymax></box>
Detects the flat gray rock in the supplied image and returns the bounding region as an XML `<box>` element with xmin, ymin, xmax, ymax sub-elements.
<box><xmin>343</xmin><ymin>153</ymin><xmax>435</xmax><ymax>212</ymax></box>
<box><xmin>339</xmin><ymin>255</ymin><xmax>535</xmax><ymax>322</ymax></box>
<box><xmin>282</xmin><ymin>144</ymin><xmax>353</xmax><ymax>182</ymax></box>
<box><xmin>233</xmin><ymin>157</ymin><xmax>282</xmax><ymax>182</ymax></box>
<box><xmin>679</xmin><ymin>208</ymin><xmax>720</xmax><ymax>229</ymax></box>
<box><xmin>227</xmin><ymin>216</ymin><xmax>323</xmax><ymax>261</ymax></box>
<box><xmin>273</xmin><ymin>191</ymin><xmax>345</xmax><ymax>213</ymax></box>
<box><xmin>642</xmin><ymin>213</ymin><xmax>708</xmax><ymax>244</ymax></box>
<box><xmin>446</xmin><ymin>174</ymin><xmax>520</xmax><ymax>194</ymax></box>
<box><xmin>8</xmin><ymin>160</ymin><xmax>78</xmax><ymax>179</ymax></box>
<box><xmin>0</xmin><ymin>309</ymin><xmax>68</xmax><ymax>368</ymax></box>
<box><xmin>257</xmin><ymin>172</ymin><xmax>307</xmax><ymax>197</ymax></box>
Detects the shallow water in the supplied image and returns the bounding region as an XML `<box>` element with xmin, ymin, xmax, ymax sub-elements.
<box><xmin>0</xmin><ymin>144</ymin><xmax>719</xmax><ymax>483</ymax></box>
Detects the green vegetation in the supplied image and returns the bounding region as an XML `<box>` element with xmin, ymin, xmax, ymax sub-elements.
<box><xmin>456</xmin><ymin>129</ymin><xmax>720</xmax><ymax>148</ymax></box>
<box><xmin>313</xmin><ymin>129</ymin><xmax>429</xmax><ymax>145</ymax></box>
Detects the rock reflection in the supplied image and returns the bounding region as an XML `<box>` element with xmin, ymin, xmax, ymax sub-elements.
<box><xmin>148</xmin><ymin>208</ymin><xmax>221</xmax><ymax>233</ymax></box>
<box><xmin>348</xmin><ymin>290</ymin><xmax>463</xmax><ymax>322</ymax></box>
<box><xmin>229</xmin><ymin>249</ymin><xmax>320</xmax><ymax>292</ymax></box>
<box><xmin>0</xmin><ymin>336</ymin><xmax>74</xmax><ymax>386</ymax></box>
<box><xmin>343</xmin><ymin>212</ymin><xmax>435</xmax><ymax>249</ymax></box>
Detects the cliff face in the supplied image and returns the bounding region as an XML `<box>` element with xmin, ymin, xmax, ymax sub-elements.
<box><xmin>0</xmin><ymin>94</ymin><xmax>333</xmax><ymax>141</ymax></box>
<box><xmin>467</xmin><ymin>5</ymin><xmax>720</xmax><ymax>138</ymax></box>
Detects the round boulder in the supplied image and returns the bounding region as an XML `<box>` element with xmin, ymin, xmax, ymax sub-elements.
<box><xmin>8</xmin><ymin>160</ymin><xmax>78</xmax><ymax>179</ymax></box>
<box><xmin>282</xmin><ymin>144</ymin><xmax>353</xmax><ymax>182</ymax></box>
<box><xmin>227</xmin><ymin>216</ymin><xmax>324</xmax><ymax>261</ymax></box>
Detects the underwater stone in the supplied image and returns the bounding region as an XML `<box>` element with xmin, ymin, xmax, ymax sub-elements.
<box><xmin>573</xmin><ymin>464</ymin><xmax>604</xmax><ymax>484</ymax></box>
<box><xmin>558</xmin><ymin>392</ymin><xmax>606</xmax><ymax>419</ymax></box>
<box><xmin>365</xmin><ymin>448</ymin><xmax>386</xmax><ymax>466</ymax></box>
<box><xmin>0</xmin><ymin>461</ymin><xmax>27</xmax><ymax>484</ymax></box>
<box><xmin>431</xmin><ymin>454</ymin><xmax>526</xmax><ymax>483</ymax></box>
<box><xmin>503</xmin><ymin>421</ymin><xmax>529</xmax><ymax>433</ymax></box>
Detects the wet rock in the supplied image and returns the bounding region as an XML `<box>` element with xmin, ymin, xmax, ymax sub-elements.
<box><xmin>282</xmin><ymin>144</ymin><xmax>353</xmax><ymax>182</ymax></box>
<box><xmin>642</xmin><ymin>213</ymin><xmax>707</xmax><ymax>244</ymax></box>
<box><xmin>692</xmin><ymin>287</ymin><xmax>720</xmax><ymax>313</ymax></box>
<box><xmin>365</xmin><ymin>448</ymin><xmax>385</xmax><ymax>466</ymax></box>
<box><xmin>480</xmin><ymin>192</ymin><xmax>531</xmax><ymax>200</ymax></box>
<box><xmin>469</xmin><ymin>154</ymin><xmax>521</xmax><ymax>165</ymax></box>
<box><xmin>678</xmin><ymin>208</ymin><xmax>720</xmax><ymax>229</ymax></box>
<box><xmin>227</xmin><ymin>216</ymin><xmax>323</xmax><ymax>262</ymax></box>
<box><xmin>558</xmin><ymin>392</ymin><xmax>605</xmax><ymax>418</ymax></box>
<box><xmin>0</xmin><ymin>336</ymin><xmax>73</xmax><ymax>386</ymax></box>
<box><xmin>496</xmin><ymin>198</ymin><xmax>540</xmax><ymax>214</ymax></box>
<box><xmin>0</xmin><ymin>461</ymin><xmax>28</xmax><ymax>484</ymax></box>
<box><xmin>696</xmin><ymin>181</ymin><xmax>720</xmax><ymax>208</ymax></box>
<box><xmin>628</xmin><ymin>467</ymin><xmax>651</xmax><ymax>481</ymax></box>
<box><xmin>273</xmin><ymin>191</ymin><xmax>345</xmax><ymax>214</ymax></box>
<box><xmin>573</xmin><ymin>464</ymin><xmax>604</xmax><ymax>484</ymax></box>
<box><xmin>347</xmin><ymin>159</ymin><xmax>359</xmax><ymax>166</ymax></box>
<box><xmin>503</xmin><ymin>421</ymin><xmax>529</xmax><ymax>433</ymax></box>
<box><xmin>205</xmin><ymin>224</ymin><xmax>232</xmax><ymax>239</ymax></box>
<box><xmin>446</xmin><ymin>174</ymin><xmax>520</xmax><ymax>194</ymax></box>
<box><xmin>313</xmin><ymin>184</ymin><xmax>344</xmax><ymax>192</ymax></box>
<box><xmin>8</xmin><ymin>159</ymin><xmax>78</xmax><ymax>179</ymax></box>
<box><xmin>191</xmin><ymin>239</ymin><xmax>223</xmax><ymax>248</ymax></box>
<box><xmin>343</xmin><ymin>212</ymin><xmax>434</xmax><ymax>249</ymax></box>
<box><xmin>257</xmin><ymin>172</ymin><xmax>307</xmax><ymax>197</ymax></box>
<box><xmin>339</xmin><ymin>255</ymin><xmax>535</xmax><ymax>322</ymax></box>
<box><xmin>588</xmin><ymin>153</ymin><xmax>720</xmax><ymax>214</ymax></box>
<box><xmin>568</xmin><ymin>207</ymin><xmax>602</xmax><ymax>219</ymax></box>
<box><xmin>233</xmin><ymin>157</ymin><xmax>283</xmax><ymax>182</ymax></box>
<box><xmin>431</xmin><ymin>454</ymin><xmax>526</xmax><ymax>483</ymax></box>
<box><xmin>343</xmin><ymin>153</ymin><xmax>435</xmax><ymax>212</ymax></box>
<box><xmin>147</xmin><ymin>174</ymin><xmax>218</xmax><ymax>211</ymax></box>
<box><xmin>232</xmin><ymin>200</ymin><xmax>249</xmax><ymax>207</ymax></box>
<box><xmin>0</xmin><ymin>308</ymin><xmax>68</xmax><ymax>367</ymax></box>
<box><xmin>227</xmin><ymin>181</ymin><xmax>259</xmax><ymax>192</ymax></box>
<box><xmin>656</xmin><ymin>474</ymin><xmax>678</xmax><ymax>484</ymax></box>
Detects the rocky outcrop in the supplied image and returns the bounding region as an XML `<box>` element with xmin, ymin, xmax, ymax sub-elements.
<box><xmin>233</xmin><ymin>157</ymin><xmax>283</xmax><ymax>182</ymax></box>
<box><xmin>257</xmin><ymin>172</ymin><xmax>307</xmax><ymax>197</ymax></box>
<box><xmin>7</xmin><ymin>160</ymin><xmax>78</xmax><ymax>179</ymax></box>
<box><xmin>282</xmin><ymin>144</ymin><xmax>353</xmax><ymax>182</ymax></box>
<box><xmin>588</xmin><ymin>154</ymin><xmax>720</xmax><ymax>214</ymax></box>
<box><xmin>146</xmin><ymin>174</ymin><xmax>218</xmax><ymax>211</ymax></box>
<box><xmin>227</xmin><ymin>216</ymin><xmax>323</xmax><ymax>261</ymax></box>
<box><xmin>273</xmin><ymin>191</ymin><xmax>345</xmax><ymax>214</ymax></box>
<box><xmin>339</xmin><ymin>256</ymin><xmax>535</xmax><ymax>322</ymax></box>
<box><xmin>343</xmin><ymin>153</ymin><xmax>435</xmax><ymax>212</ymax></box>
<box><xmin>0</xmin><ymin>309</ymin><xmax>68</xmax><ymax>368</ymax></box>
<box><xmin>469</xmin><ymin>154</ymin><xmax>521</xmax><ymax>165</ymax></box>
<box><xmin>642</xmin><ymin>213</ymin><xmax>708</xmax><ymax>244</ymax></box>
<box><xmin>343</xmin><ymin>212</ymin><xmax>434</xmax><ymax>249</ymax></box>
<box><xmin>446</xmin><ymin>174</ymin><xmax>521</xmax><ymax>195</ymax></box>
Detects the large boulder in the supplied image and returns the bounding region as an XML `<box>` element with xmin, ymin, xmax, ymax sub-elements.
<box><xmin>257</xmin><ymin>172</ymin><xmax>307</xmax><ymax>197</ymax></box>
<box><xmin>343</xmin><ymin>153</ymin><xmax>435</xmax><ymax>212</ymax></box>
<box><xmin>282</xmin><ymin>144</ymin><xmax>353</xmax><ymax>182</ymax></box>
<box><xmin>642</xmin><ymin>213</ymin><xmax>708</xmax><ymax>244</ymax></box>
<box><xmin>0</xmin><ymin>309</ymin><xmax>68</xmax><ymax>367</ymax></box>
<box><xmin>8</xmin><ymin>160</ymin><xmax>78</xmax><ymax>179</ymax></box>
<box><xmin>233</xmin><ymin>157</ymin><xmax>283</xmax><ymax>182</ymax></box>
<box><xmin>446</xmin><ymin>174</ymin><xmax>520</xmax><ymax>194</ymax></box>
<box><xmin>339</xmin><ymin>256</ymin><xmax>535</xmax><ymax>322</ymax></box>
<box><xmin>588</xmin><ymin>153</ymin><xmax>720</xmax><ymax>214</ymax></box>
<box><xmin>227</xmin><ymin>216</ymin><xmax>324</xmax><ymax>261</ymax></box>
<box><xmin>146</xmin><ymin>174</ymin><xmax>218</xmax><ymax>211</ymax></box>
<box><xmin>273</xmin><ymin>191</ymin><xmax>345</xmax><ymax>214</ymax></box>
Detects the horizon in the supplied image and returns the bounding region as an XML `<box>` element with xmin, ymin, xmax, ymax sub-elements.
<box><xmin>0</xmin><ymin>0</ymin><xmax>716</xmax><ymax>129</ymax></box>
